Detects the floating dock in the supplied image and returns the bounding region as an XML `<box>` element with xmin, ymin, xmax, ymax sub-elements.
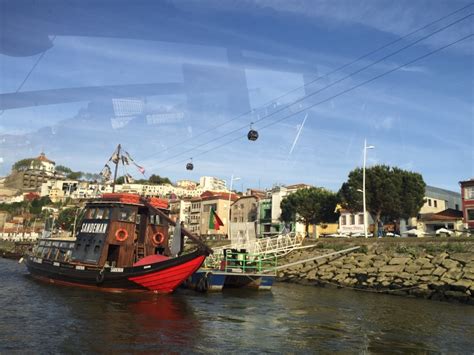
<box><xmin>189</xmin><ymin>269</ymin><xmax>274</xmax><ymax>292</ymax></box>
<box><xmin>186</xmin><ymin>249</ymin><xmax>276</xmax><ymax>292</ymax></box>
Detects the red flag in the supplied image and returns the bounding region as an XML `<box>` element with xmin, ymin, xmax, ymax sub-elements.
<box><xmin>209</xmin><ymin>207</ymin><xmax>224</xmax><ymax>230</ymax></box>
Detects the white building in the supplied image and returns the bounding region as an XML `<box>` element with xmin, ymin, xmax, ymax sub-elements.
<box><xmin>41</xmin><ymin>180</ymin><xmax>115</xmax><ymax>202</ymax></box>
<box><xmin>29</xmin><ymin>152</ymin><xmax>56</xmax><ymax>176</ymax></box>
<box><xmin>176</xmin><ymin>180</ymin><xmax>198</xmax><ymax>189</ymax></box>
<box><xmin>338</xmin><ymin>210</ymin><xmax>374</xmax><ymax>235</ymax></box>
<box><xmin>169</xmin><ymin>199</ymin><xmax>191</xmax><ymax>226</ymax></box>
<box><xmin>270</xmin><ymin>184</ymin><xmax>312</xmax><ymax>235</ymax></box>
<box><xmin>199</xmin><ymin>176</ymin><xmax>227</xmax><ymax>191</ymax></box>
<box><xmin>419</xmin><ymin>185</ymin><xmax>461</xmax><ymax>214</ymax></box>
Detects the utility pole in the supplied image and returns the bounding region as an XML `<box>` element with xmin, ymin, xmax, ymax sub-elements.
<box><xmin>363</xmin><ymin>139</ymin><xmax>375</xmax><ymax>238</ymax></box>
<box><xmin>228</xmin><ymin>175</ymin><xmax>240</xmax><ymax>240</ymax></box>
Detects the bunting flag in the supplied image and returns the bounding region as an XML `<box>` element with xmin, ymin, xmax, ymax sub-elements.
<box><xmin>111</xmin><ymin>152</ymin><xmax>120</xmax><ymax>164</ymax></box>
<box><xmin>100</xmin><ymin>164</ymin><xmax>112</xmax><ymax>180</ymax></box>
<box><xmin>121</xmin><ymin>155</ymin><xmax>130</xmax><ymax>165</ymax></box>
<box><xmin>124</xmin><ymin>174</ymin><xmax>134</xmax><ymax>183</ymax></box>
<box><xmin>209</xmin><ymin>207</ymin><xmax>224</xmax><ymax>230</ymax></box>
<box><xmin>125</xmin><ymin>151</ymin><xmax>146</xmax><ymax>175</ymax></box>
<box><xmin>136</xmin><ymin>164</ymin><xmax>146</xmax><ymax>175</ymax></box>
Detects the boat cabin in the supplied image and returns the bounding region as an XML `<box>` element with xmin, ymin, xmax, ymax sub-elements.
<box><xmin>32</xmin><ymin>194</ymin><xmax>173</xmax><ymax>268</ymax></box>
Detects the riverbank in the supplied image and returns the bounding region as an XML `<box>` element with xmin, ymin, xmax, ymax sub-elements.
<box><xmin>277</xmin><ymin>237</ymin><xmax>474</xmax><ymax>304</ymax></box>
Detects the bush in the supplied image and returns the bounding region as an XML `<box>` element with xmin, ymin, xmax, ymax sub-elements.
<box><xmin>424</xmin><ymin>243</ymin><xmax>467</xmax><ymax>254</ymax></box>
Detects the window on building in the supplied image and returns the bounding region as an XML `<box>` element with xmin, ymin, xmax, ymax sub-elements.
<box><xmin>428</xmin><ymin>199</ymin><xmax>432</xmax><ymax>206</ymax></box>
<box><xmin>203</xmin><ymin>203</ymin><xmax>217</xmax><ymax>212</ymax></box>
<box><xmin>467</xmin><ymin>209</ymin><xmax>474</xmax><ymax>221</ymax></box>
<box><xmin>118</xmin><ymin>207</ymin><xmax>136</xmax><ymax>222</ymax></box>
<box><xmin>341</xmin><ymin>216</ymin><xmax>346</xmax><ymax>225</ymax></box>
<box><xmin>263</xmin><ymin>210</ymin><xmax>271</xmax><ymax>220</ymax></box>
<box><xmin>149</xmin><ymin>215</ymin><xmax>162</xmax><ymax>225</ymax></box>
<box><xmin>350</xmin><ymin>215</ymin><xmax>355</xmax><ymax>225</ymax></box>
<box><xmin>434</xmin><ymin>200</ymin><xmax>437</xmax><ymax>208</ymax></box>
<box><xmin>465</xmin><ymin>187</ymin><xmax>474</xmax><ymax>199</ymax></box>
<box><xmin>358</xmin><ymin>214</ymin><xmax>364</xmax><ymax>224</ymax></box>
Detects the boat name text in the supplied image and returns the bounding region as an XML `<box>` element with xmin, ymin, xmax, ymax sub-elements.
<box><xmin>81</xmin><ymin>223</ymin><xmax>108</xmax><ymax>234</ymax></box>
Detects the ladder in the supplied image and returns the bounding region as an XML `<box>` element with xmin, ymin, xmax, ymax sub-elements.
<box><xmin>135</xmin><ymin>243</ymin><xmax>145</xmax><ymax>261</ymax></box>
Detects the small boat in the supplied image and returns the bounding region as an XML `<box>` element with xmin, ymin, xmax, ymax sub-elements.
<box><xmin>186</xmin><ymin>248</ymin><xmax>276</xmax><ymax>292</ymax></box>
<box><xmin>2</xmin><ymin>241</ymin><xmax>33</xmax><ymax>260</ymax></box>
<box><xmin>26</xmin><ymin>193</ymin><xmax>212</xmax><ymax>293</ymax></box>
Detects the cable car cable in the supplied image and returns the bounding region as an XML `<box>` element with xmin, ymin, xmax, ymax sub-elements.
<box><xmin>139</xmin><ymin>3</ymin><xmax>473</xmax><ymax>161</ymax></box>
<box><xmin>160</xmin><ymin>33</ymin><xmax>472</xmax><ymax>171</ymax></box>
<box><xmin>148</xmin><ymin>13</ymin><xmax>472</xmax><ymax>169</ymax></box>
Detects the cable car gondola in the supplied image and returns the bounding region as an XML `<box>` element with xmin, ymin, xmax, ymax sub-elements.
<box><xmin>247</xmin><ymin>122</ymin><xmax>259</xmax><ymax>141</ymax></box>
<box><xmin>186</xmin><ymin>158</ymin><xmax>194</xmax><ymax>170</ymax></box>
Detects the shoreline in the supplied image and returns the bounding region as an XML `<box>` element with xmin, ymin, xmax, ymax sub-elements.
<box><xmin>276</xmin><ymin>237</ymin><xmax>474</xmax><ymax>304</ymax></box>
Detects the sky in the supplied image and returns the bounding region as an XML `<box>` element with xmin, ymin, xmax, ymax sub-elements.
<box><xmin>0</xmin><ymin>0</ymin><xmax>473</xmax><ymax>192</ymax></box>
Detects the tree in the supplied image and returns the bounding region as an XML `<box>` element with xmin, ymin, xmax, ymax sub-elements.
<box><xmin>56</xmin><ymin>207</ymin><xmax>81</xmax><ymax>232</ymax></box>
<box><xmin>148</xmin><ymin>174</ymin><xmax>172</xmax><ymax>185</ymax></box>
<box><xmin>55</xmin><ymin>165</ymin><xmax>73</xmax><ymax>174</ymax></box>
<box><xmin>114</xmin><ymin>174</ymin><xmax>172</xmax><ymax>185</ymax></box>
<box><xmin>394</xmin><ymin>168</ymin><xmax>426</xmax><ymax>220</ymax></box>
<box><xmin>338</xmin><ymin>165</ymin><xmax>426</xmax><ymax>236</ymax></box>
<box><xmin>29</xmin><ymin>196</ymin><xmax>52</xmax><ymax>215</ymax></box>
<box><xmin>280</xmin><ymin>187</ymin><xmax>339</xmax><ymax>235</ymax></box>
<box><xmin>66</xmin><ymin>171</ymin><xmax>83</xmax><ymax>180</ymax></box>
<box><xmin>12</xmin><ymin>158</ymin><xmax>39</xmax><ymax>172</ymax></box>
<box><xmin>82</xmin><ymin>172</ymin><xmax>101</xmax><ymax>181</ymax></box>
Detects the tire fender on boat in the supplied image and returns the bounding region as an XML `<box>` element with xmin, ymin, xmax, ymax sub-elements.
<box><xmin>96</xmin><ymin>270</ymin><xmax>105</xmax><ymax>285</ymax></box>
<box><xmin>151</xmin><ymin>232</ymin><xmax>165</xmax><ymax>246</ymax></box>
<box><xmin>115</xmin><ymin>228</ymin><xmax>128</xmax><ymax>242</ymax></box>
<box><xmin>196</xmin><ymin>272</ymin><xmax>210</xmax><ymax>293</ymax></box>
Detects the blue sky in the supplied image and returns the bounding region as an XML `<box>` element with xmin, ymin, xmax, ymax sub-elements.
<box><xmin>0</xmin><ymin>0</ymin><xmax>472</xmax><ymax>192</ymax></box>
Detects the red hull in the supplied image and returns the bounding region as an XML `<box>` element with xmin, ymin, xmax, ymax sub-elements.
<box><xmin>128</xmin><ymin>255</ymin><xmax>206</xmax><ymax>293</ymax></box>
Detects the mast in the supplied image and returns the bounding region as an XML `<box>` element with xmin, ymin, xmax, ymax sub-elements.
<box><xmin>112</xmin><ymin>144</ymin><xmax>121</xmax><ymax>193</ymax></box>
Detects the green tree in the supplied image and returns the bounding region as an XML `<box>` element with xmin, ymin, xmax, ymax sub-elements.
<box><xmin>280</xmin><ymin>187</ymin><xmax>339</xmax><ymax>235</ymax></box>
<box><xmin>55</xmin><ymin>165</ymin><xmax>73</xmax><ymax>174</ymax></box>
<box><xmin>56</xmin><ymin>207</ymin><xmax>81</xmax><ymax>232</ymax></box>
<box><xmin>394</xmin><ymin>168</ymin><xmax>426</xmax><ymax>220</ymax></box>
<box><xmin>148</xmin><ymin>174</ymin><xmax>172</xmax><ymax>185</ymax></box>
<box><xmin>66</xmin><ymin>171</ymin><xmax>83</xmax><ymax>180</ymax></box>
<box><xmin>29</xmin><ymin>196</ymin><xmax>52</xmax><ymax>215</ymax></box>
<box><xmin>12</xmin><ymin>158</ymin><xmax>39</xmax><ymax>172</ymax></box>
<box><xmin>338</xmin><ymin>165</ymin><xmax>426</xmax><ymax>236</ymax></box>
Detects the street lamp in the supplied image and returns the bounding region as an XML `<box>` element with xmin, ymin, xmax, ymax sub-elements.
<box><xmin>362</xmin><ymin>139</ymin><xmax>375</xmax><ymax>238</ymax></box>
<box><xmin>228</xmin><ymin>175</ymin><xmax>241</xmax><ymax>239</ymax></box>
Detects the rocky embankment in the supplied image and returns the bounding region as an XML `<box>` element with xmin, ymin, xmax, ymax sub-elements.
<box><xmin>277</xmin><ymin>238</ymin><xmax>474</xmax><ymax>304</ymax></box>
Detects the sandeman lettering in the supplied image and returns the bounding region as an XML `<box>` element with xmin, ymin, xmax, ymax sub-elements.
<box><xmin>80</xmin><ymin>223</ymin><xmax>108</xmax><ymax>234</ymax></box>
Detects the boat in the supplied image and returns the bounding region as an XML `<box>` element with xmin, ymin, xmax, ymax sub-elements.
<box><xmin>26</xmin><ymin>193</ymin><xmax>212</xmax><ymax>293</ymax></box>
<box><xmin>25</xmin><ymin>145</ymin><xmax>212</xmax><ymax>293</ymax></box>
<box><xmin>186</xmin><ymin>248</ymin><xmax>276</xmax><ymax>292</ymax></box>
<box><xmin>2</xmin><ymin>241</ymin><xmax>33</xmax><ymax>260</ymax></box>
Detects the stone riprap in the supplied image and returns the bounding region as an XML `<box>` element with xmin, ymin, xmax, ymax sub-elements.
<box><xmin>276</xmin><ymin>239</ymin><xmax>474</xmax><ymax>304</ymax></box>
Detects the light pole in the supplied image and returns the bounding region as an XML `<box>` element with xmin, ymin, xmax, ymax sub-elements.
<box><xmin>228</xmin><ymin>175</ymin><xmax>241</xmax><ymax>239</ymax></box>
<box><xmin>363</xmin><ymin>139</ymin><xmax>375</xmax><ymax>238</ymax></box>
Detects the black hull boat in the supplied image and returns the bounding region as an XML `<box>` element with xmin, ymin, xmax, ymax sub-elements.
<box><xmin>26</xmin><ymin>193</ymin><xmax>212</xmax><ymax>293</ymax></box>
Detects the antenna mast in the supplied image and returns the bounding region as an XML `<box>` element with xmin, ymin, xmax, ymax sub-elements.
<box><xmin>112</xmin><ymin>144</ymin><xmax>121</xmax><ymax>193</ymax></box>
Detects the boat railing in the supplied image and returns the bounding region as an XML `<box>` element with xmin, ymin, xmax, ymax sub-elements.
<box><xmin>215</xmin><ymin>252</ymin><xmax>277</xmax><ymax>275</ymax></box>
<box><xmin>204</xmin><ymin>232</ymin><xmax>304</xmax><ymax>269</ymax></box>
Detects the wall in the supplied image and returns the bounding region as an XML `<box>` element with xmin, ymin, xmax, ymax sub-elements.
<box><xmin>277</xmin><ymin>239</ymin><xmax>474</xmax><ymax>304</ymax></box>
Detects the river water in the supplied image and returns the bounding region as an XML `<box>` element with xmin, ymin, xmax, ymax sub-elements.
<box><xmin>1</xmin><ymin>258</ymin><xmax>473</xmax><ymax>353</ymax></box>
